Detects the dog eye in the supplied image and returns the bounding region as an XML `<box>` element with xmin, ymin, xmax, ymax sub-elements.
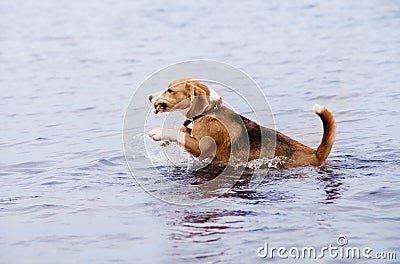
<box><xmin>167</xmin><ymin>88</ymin><xmax>173</xmax><ymax>93</ymax></box>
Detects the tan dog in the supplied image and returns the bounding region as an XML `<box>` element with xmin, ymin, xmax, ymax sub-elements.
<box><xmin>148</xmin><ymin>78</ymin><xmax>336</xmax><ymax>167</ymax></box>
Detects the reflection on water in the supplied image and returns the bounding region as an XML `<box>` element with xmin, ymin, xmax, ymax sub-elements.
<box><xmin>153</xmin><ymin>158</ymin><xmax>346</xmax><ymax>203</ymax></box>
<box><xmin>167</xmin><ymin>209</ymin><xmax>254</xmax><ymax>262</ymax></box>
<box><xmin>316</xmin><ymin>166</ymin><xmax>345</xmax><ymax>203</ymax></box>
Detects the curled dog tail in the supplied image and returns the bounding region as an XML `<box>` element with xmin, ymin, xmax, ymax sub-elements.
<box><xmin>313</xmin><ymin>104</ymin><xmax>336</xmax><ymax>166</ymax></box>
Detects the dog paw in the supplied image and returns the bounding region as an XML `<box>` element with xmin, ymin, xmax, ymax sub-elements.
<box><xmin>148</xmin><ymin>128</ymin><xmax>163</xmax><ymax>141</ymax></box>
<box><xmin>148</xmin><ymin>128</ymin><xmax>180</xmax><ymax>142</ymax></box>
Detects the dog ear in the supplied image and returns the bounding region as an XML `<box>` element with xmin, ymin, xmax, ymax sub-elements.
<box><xmin>185</xmin><ymin>80</ymin><xmax>209</xmax><ymax>97</ymax></box>
<box><xmin>192</xmin><ymin>80</ymin><xmax>223</xmax><ymax>108</ymax></box>
<box><xmin>186</xmin><ymin>80</ymin><xmax>210</xmax><ymax>118</ymax></box>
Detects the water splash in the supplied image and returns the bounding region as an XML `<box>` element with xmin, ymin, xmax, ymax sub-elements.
<box><xmin>230</xmin><ymin>156</ymin><xmax>285</xmax><ymax>170</ymax></box>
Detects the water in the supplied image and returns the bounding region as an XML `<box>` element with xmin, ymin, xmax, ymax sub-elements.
<box><xmin>1</xmin><ymin>0</ymin><xmax>399</xmax><ymax>263</ymax></box>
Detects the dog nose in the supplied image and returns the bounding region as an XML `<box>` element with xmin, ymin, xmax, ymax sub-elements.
<box><xmin>148</xmin><ymin>95</ymin><xmax>153</xmax><ymax>101</ymax></box>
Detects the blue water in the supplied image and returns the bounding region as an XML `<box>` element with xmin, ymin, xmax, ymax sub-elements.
<box><xmin>1</xmin><ymin>0</ymin><xmax>399</xmax><ymax>263</ymax></box>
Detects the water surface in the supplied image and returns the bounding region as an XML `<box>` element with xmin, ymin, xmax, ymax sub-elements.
<box><xmin>1</xmin><ymin>0</ymin><xmax>399</xmax><ymax>263</ymax></box>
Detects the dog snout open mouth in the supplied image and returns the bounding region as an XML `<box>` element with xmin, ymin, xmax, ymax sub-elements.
<box><xmin>154</xmin><ymin>102</ymin><xmax>168</xmax><ymax>114</ymax></box>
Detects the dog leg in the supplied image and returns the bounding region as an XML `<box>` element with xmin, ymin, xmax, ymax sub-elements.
<box><xmin>148</xmin><ymin>128</ymin><xmax>185</xmax><ymax>143</ymax></box>
<box><xmin>148</xmin><ymin>128</ymin><xmax>215</xmax><ymax>160</ymax></box>
<box><xmin>180</xmin><ymin>126</ymin><xmax>192</xmax><ymax>135</ymax></box>
<box><xmin>197</xmin><ymin>136</ymin><xmax>217</xmax><ymax>160</ymax></box>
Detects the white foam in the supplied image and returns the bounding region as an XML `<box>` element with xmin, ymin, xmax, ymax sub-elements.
<box><xmin>230</xmin><ymin>156</ymin><xmax>284</xmax><ymax>170</ymax></box>
<box><xmin>209</xmin><ymin>87</ymin><xmax>222</xmax><ymax>101</ymax></box>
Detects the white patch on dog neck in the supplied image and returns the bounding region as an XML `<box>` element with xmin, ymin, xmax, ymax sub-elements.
<box><xmin>209</xmin><ymin>87</ymin><xmax>222</xmax><ymax>101</ymax></box>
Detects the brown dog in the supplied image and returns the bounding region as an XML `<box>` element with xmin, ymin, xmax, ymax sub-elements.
<box><xmin>148</xmin><ymin>78</ymin><xmax>336</xmax><ymax>167</ymax></box>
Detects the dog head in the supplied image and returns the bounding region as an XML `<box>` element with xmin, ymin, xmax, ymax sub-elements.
<box><xmin>149</xmin><ymin>78</ymin><xmax>222</xmax><ymax>118</ymax></box>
